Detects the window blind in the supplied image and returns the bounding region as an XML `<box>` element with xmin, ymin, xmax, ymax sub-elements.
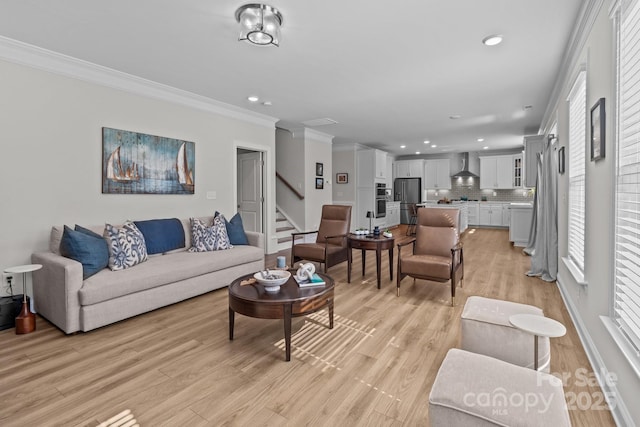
<box><xmin>568</xmin><ymin>71</ymin><xmax>586</xmax><ymax>272</ymax></box>
<box><xmin>615</xmin><ymin>0</ymin><xmax>640</xmax><ymax>352</ymax></box>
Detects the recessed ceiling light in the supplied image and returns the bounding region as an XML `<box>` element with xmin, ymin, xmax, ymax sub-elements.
<box><xmin>482</xmin><ymin>35</ymin><xmax>503</xmax><ymax>46</ymax></box>
<box><xmin>431</xmin><ymin>144</ymin><xmax>437</xmax><ymax>148</ymax></box>
<box><xmin>247</xmin><ymin>96</ymin><xmax>259</xmax><ymax>102</ymax></box>
<box><xmin>400</xmin><ymin>145</ymin><xmax>406</xmax><ymax>149</ymax></box>
<box><xmin>483</xmin><ymin>146</ymin><xmax>489</xmax><ymax>150</ymax></box>
<box><xmin>424</xmin><ymin>140</ymin><xmax>430</xmax><ymax>144</ymax></box>
<box><xmin>477</xmin><ymin>138</ymin><xmax>484</xmax><ymax>142</ymax></box>
<box><xmin>262</xmin><ymin>101</ymin><xmax>272</xmax><ymax>106</ymax></box>
<box><xmin>415</xmin><ymin>151</ymin><xmax>421</xmax><ymax>155</ymax></box>
<box><xmin>449</xmin><ymin>115</ymin><xmax>462</xmax><ymax>120</ymax></box>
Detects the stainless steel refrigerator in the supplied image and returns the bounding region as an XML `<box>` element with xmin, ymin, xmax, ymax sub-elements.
<box><xmin>394</xmin><ymin>178</ymin><xmax>422</xmax><ymax>224</ymax></box>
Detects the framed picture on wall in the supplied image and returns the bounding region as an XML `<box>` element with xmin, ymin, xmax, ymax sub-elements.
<box><xmin>590</xmin><ymin>98</ymin><xmax>605</xmax><ymax>161</ymax></box>
<box><xmin>336</xmin><ymin>173</ymin><xmax>348</xmax><ymax>184</ymax></box>
<box><xmin>315</xmin><ymin>178</ymin><xmax>324</xmax><ymax>189</ymax></box>
<box><xmin>316</xmin><ymin>162</ymin><xmax>324</xmax><ymax>176</ymax></box>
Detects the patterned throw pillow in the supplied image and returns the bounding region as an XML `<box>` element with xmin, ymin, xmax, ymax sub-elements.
<box><xmin>188</xmin><ymin>215</ymin><xmax>233</xmax><ymax>252</ymax></box>
<box><xmin>104</xmin><ymin>222</ymin><xmax>148</xmax><ymax>270</ymax></box>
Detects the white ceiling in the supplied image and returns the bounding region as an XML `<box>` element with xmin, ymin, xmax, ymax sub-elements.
<box><xmin>0</xmin><ymin>0</ymin><xmax>583</xmax><ymax>156</ymax></box>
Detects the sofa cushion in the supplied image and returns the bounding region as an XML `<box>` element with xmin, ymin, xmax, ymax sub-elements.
<box><xmin>188</xmin><ymin>216</ymin><xmax>232</xmax><ymax>252</ymax></box>
<box><xmin>59</xmin><ymin>225</ymin><xmax>109</xmax><ymax>279</ymax></box>
<box><xmin>79</xmin><ymin>244</ymin><xmax>263</xmax><ymax>306</ymax></box>
<box><xmin>104</xmin><ymin>222</ymin><xmax>148</xmax><ymax>270</ymax></box>
<box><xmin>133</xmin><ymin>218</ymin><xmax>185</xmax><ymax>255</ymax></box>
<box><xmin>223</xmin><ymin>212</ymin><xmax>249</xmax><ymax>245</ymax></box>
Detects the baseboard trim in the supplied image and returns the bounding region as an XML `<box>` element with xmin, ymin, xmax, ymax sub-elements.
<box><xmin>556</xmin><ymin>272</ymin><xmax>633</xmax><ymax>426</ymax></box>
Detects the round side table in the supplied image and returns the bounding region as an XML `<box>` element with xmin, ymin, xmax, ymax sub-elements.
<box><xmin>4</xmin><ymin>264</ymin><xmax>42</xmax><ymax>334</ymax></box>
<box><xmin>509</xmin><ymin>313</ymin><xmax>566</xmax><ymax>371</ymax></box>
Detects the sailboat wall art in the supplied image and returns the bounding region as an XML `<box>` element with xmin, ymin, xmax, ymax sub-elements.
<box><xmin>102</xmin><ymin>127</ymin><xmax>195</xmax><ymax>195</ymax></box>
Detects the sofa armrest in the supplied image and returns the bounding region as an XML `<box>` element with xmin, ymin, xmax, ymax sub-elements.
<box><xmin>31</xmin><ymin>251</ymin><xmax>84</xmax><ymax>334</ymax></box>
<box><xmin>244</xmin><ymin>231</ymin><xmax>264</xmax><ymax>250</ymax></box>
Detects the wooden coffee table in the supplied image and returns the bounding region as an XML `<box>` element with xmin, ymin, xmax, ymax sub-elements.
<box><xmin>228</xmin><ymin>271</ymin><xmax>335</xmax><ymax>361</ymax></box>
<box><xmin>347</xmin><ymin>234</ymin><xmax>395</xmax><ymax>289</ymax></box>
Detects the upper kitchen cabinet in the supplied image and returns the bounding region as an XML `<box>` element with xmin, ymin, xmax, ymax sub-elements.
<box><xmin>524</xmin><ymin>135</ymin><xmax>544</xmax><ymax>187</ymax></box>
<box><xmin>480</xmin><ymin>155</ymin><xmax>514</xmax><ymax>189</ymax></box>
<box><xmin>386</xmin><ymin>156</ymin><xmax>394</xmax><ymax>188</ymax></box>
<box><xmin>375</xmin><ymin>149</ymin><xmax>387</xmax><ymax>180</ymax></box>
<box><xmin>424</xmin><ymin>159</ymin><xmax>451</xmax><ymax>189</ymax></box>
<box><xmin>513</xmin><ymin>153</ymin><xmax>523</xmax><ymax>188</ymax></box>
<box><xmin>357</xmin><ymin>149</ymin><xmax>387</xmax><ymax>185</ymax></box>
<box><xmin>394</xmin><ymin>159</ymin><xmax>424</xmax><ymax>179</ymax></box>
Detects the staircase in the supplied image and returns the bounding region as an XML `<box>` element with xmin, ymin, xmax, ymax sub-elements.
<box><xmin>275</xmin><ymin>209</ymin><xmax>303</xmax><ymax>252</ymax></box>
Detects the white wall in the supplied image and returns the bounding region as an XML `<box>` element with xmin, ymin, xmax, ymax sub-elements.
<box><xmin>543</xmin><ymin>1</ymin><xmax>639</xmax><ymax>424</ymax></box>
<box><xmin>304</xmin><ymin>131</ymin><xmax>333</xmax><ymax>230</ymax></box>
<box><xmin>332</xmin><ymin>145</ymin><xmax>356</xmax><ymax>203</ymax></box>
<box><xmin>0</xmin><ymin>55</ymin><xmax>278</xmax><ymax>288</ymax></box>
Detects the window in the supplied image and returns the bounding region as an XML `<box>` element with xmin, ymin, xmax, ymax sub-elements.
<box><xmin>567</xmin><ymin>71</ymin><xmax>587</xmax><ymax>273</ymax></box>
<box><xmin>614</xmin><ymin>0</ymin><xmax>640</xmax><ymax>353</ymax></box>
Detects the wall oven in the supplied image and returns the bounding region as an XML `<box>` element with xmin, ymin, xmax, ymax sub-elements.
<box><xmin>375</xmin><ymin>183</ymin><xmax>386</xmax><ymax>218</ymax></box>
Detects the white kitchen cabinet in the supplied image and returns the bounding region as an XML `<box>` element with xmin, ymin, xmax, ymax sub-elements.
<box><xmin>502</xmin><ymin>204</ymin><xmax>511</xmax><ymax>226</ymax></box>
<box><xmin>467</xmin><ymin>202</ymin><xmax>479</xmax><ymax>226</ymax></box>
<box><xmin>424</xmin><ymin>159</ymin><xmax>451</xmax><ymax>189</ymax></box>
<box><xmin>386</xmin><ymin>201</ymin><xmax>400</xmax><ymax>228</ymax></box>
<box><xmin>375</xmin><ymin>149</ymin><xmax>387</xmax><ymax>180</ymax></box>
<box><xmin>524</xmin><ymin>135</ymin><xmax>544</xmax><ymax>187</ymax></box>
<box><xmin>513</xmin><ymin>154</ymin><xmax>523</xmax><ymax>188</ymax></box>
<box><xmin>479</xmin><ymin>204</ymin><xmax>503</xmax><ymax>226</ymax></box>
<box><xmin>357</xmin><ymin>149</ymin><xmax>387</xmax><ymax>185</ymax></box>
<box><xmin>480</xmin><ymin>155</ymin><xmax>515</xmax><ymax>189</ymax></box>
<box><xmin>510</xmin><ymin>204</ymin><xmax>534</xmax><ymax>246</ymax></box>
<box><xmin>394</xmin><ymin>159</ymin><xmax>424</xmax><ymax>179</ymax></box>
<box><xmin>386</xmin><ymin>156</ymin><xmax>393</xmax><ymax>188</ymax></box>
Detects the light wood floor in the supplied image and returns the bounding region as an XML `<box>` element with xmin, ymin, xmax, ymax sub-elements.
<box><xmin>0</xmin><ymin>227</ymin><xmax>615</xmax><ymax>426</ymax></box>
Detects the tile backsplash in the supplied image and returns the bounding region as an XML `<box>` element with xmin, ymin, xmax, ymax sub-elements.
<box><xmin>424</xmin><ymin>177</ymin><xmax>534</xmax><ymax>202</ymax></box>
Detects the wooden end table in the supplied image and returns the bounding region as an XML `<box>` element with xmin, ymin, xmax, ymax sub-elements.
<box><xmin>347</xmin><ymin>234</ymin><xmax>395</xmax><ymax>289</ymax></box>
<box><xmin>228</xmin><ymin>271</ymin><xmax>335</xmax><ymax>361</ymax></box>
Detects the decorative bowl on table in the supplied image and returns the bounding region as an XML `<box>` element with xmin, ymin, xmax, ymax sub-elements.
<box><xmin>253</xmin><ymin>270</ymin><xmax>291</xmax><ymax>292</ymax></box>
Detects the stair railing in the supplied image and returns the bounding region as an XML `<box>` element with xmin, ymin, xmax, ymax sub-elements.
<box><xmin>276</xmin><ymin>171</ymin><xmax>304</xmax><ymax>200</ymax></box>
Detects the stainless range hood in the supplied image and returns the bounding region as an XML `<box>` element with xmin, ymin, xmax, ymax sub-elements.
<box><xmin>452</xmin><ymin>152</ymin><xmax>479</xmax><ymax>178</ymax></box>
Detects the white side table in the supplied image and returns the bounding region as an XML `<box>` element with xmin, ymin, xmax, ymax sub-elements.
<box><xmin>509</xmin><ymin>313</ymin><xmax>566</xmax><ymax>371</ymax></box>
<box><xmin>4</xmin><ymin>264</ymin><xmax>42</xmax><ymax>334</ymax></box>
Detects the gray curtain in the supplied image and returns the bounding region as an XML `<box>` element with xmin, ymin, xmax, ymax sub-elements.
<box><xmin>524</xmin><ymin>135</ymin><xmax>558</xmax><ymax>281</ymax></box>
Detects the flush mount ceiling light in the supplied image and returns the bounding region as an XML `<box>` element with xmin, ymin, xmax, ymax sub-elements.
<box><xmin>482</xmin><ymin>34</ymin><xmax>503</xmax><ymax>46</ymax></box>
<box><xmin>247</xmin><ymin>95</ymin><xmax>259</xmax><ymax>102</ymax></box>
<box><xmin>477</xmin><ymin>138</ymin><xmax>484</xmax><ymax>142</ymax></box>
<box><xmin>235</xmin><ymin>3</ymin><xmax>283</xmax><ymax>47</ymax></box>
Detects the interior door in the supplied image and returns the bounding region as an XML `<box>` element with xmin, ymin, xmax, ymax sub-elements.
<box><xmin>237</xmin><ymin>151</ymin><xmax>263</xmax><ymax>232</ymax></box>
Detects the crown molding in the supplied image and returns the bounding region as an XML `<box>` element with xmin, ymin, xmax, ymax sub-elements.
<box><xmin>0</xmin><ymin>36</ymin><xmax>278</xmax><ymax>129</ymax></box>
<box><xmin>285</xmin><ymin>127</ymin><xmax>334</xmax><ymax>144</ymax></box>
<box><xmin>540</xmin><ymin>0</ymin><xmax>605</xmax><ymax>131</ymax></box>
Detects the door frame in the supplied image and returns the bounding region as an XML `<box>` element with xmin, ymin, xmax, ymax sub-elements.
<box><xmin>233</xmin><ymin>141</ymin><xmax>270</xmax><ymax>252</ymax></box>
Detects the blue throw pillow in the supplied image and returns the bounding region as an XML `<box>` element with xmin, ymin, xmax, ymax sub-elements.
<box><xmin>59</xmin><ymin>225</ymin><xmax>109</xmax><ymax>279</ymax></box>
<box><xmin>221</xmin><ymin>212</ymin><xmax>249</xmax><ymax>245</ymax></box>
<box><xmin>133</xmin><ymin>218</ymin><xmax>185</xmax><ymax>255</ymax></box>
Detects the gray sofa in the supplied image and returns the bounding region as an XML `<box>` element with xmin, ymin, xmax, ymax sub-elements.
<box><xmin>31</xmin><ymin>217</ymin><xmax>264</xmax><ymax>334</ymax></box>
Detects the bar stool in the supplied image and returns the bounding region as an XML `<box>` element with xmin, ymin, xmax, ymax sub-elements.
<box><xmin>406</xmin><ymin>203</ymin><xmax>418</xmax><ymax>236</ymax></box>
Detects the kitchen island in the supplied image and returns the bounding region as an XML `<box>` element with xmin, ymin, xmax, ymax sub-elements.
<box><xmin>417</xmin><ymin>202</ymin><xmax>468</xmax><ymax>233</ymax></box>
<box><xmin>509</xmin><ymin>202</ymin><xmax>534</xmax><ymax>247</ymax></box>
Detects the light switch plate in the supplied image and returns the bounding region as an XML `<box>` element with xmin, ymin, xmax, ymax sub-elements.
<box><xmin>206</xmin><ymin>191</ymin><xmax>217</xmax><ymax>200</ymax></box>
